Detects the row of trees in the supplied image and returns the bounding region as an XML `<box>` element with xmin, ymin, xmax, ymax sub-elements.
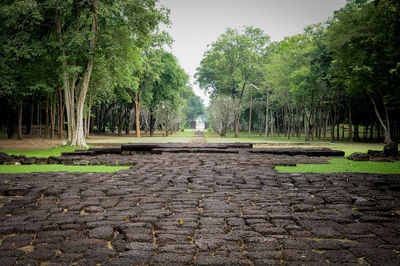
<box><xmin>197</xmin><ymin>0</ymin><xmax>400</xmax><ymax>143</ymax></box>
<box><xmin>0</xmin><ymin>0</ymin><xmax>205</xmax><ymax>146</ymax></box>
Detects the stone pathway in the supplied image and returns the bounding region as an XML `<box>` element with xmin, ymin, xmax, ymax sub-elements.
<box><xmin>0</xmin><ymin>151</ymin><xmax>400</xmax><ymax>265</ymax></box>
<box><xmin>192</xmin><ymin>131</ymin><xmax>206</xmax><ymax>144</ymax></box>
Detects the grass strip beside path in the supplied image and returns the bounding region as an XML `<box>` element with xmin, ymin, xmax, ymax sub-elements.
<box><xmin>275</xmin><ymin>158</ymin><xmax>400</xmax><ymax>174</ymax></box>
<box><xmin>0</xmin><ymin>146</ymin><xmax>83</xmax><ymax>157</ymax></box>
<box><xmin>0</xmin><ymin>165</ymin><xmax>130</xmax><ymax>173</ymax></box>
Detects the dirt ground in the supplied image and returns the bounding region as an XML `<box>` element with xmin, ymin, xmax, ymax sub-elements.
<box><xmin>0</xmin><ymin>132</ymin><xmax>166</xmax><ymax>150</ymax></box>
<box><xmin>0</xmin><ymin>138</ymin><xmax>63</xmax><ymax>150</ymax></box>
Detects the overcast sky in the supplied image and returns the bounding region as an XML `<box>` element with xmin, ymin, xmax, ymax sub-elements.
<box><xmin>158</xmin><ymin>0</ymin><xmax>346</xmax><ymax>106</ymax></box>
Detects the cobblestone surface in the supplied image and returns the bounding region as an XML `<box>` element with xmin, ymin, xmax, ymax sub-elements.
<box><xmin>0</xmin><ymin>152</ymin><xmax>400</xmax><ymax>265</ymax></box>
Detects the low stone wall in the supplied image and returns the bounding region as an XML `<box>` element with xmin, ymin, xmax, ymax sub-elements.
<box><xmin>0</xmin><ymin>143</ymin><xmax>344</xmax><ymax>166</ymax></box>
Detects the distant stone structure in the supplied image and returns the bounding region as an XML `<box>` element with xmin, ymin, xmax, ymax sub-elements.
<box><xmin>190</xmin><ymin>117</ymin><xmax>208</xmax><ymax>131</ymax></box>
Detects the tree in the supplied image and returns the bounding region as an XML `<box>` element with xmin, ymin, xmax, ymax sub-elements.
<box><xmin>327</xmin><ymin>0</ymin><xmax>400</xmax><ymax>143</ymax></box>
<box><xmin>0</xmin><ymin>0</ymin><xmax>47</xmax><ymax>139</ymax></box>
<box><xmin>183</xmin><ymin>90</ymin><xmax>205</xmax><ymax>127</ymax></box>
<box><xmin>54</xmin><ymin>0</ymin><xmax>168</xmax><ymax>146</ymax></box>
<box><xmin>154</xmin><ymin>101</ymin><xmax>184</xmax><ymax>136</ymax></box>
<box><xmin>144</xmin><ymin>50</ymin><xmax>188</xmax><ymax>136</ymax></box>
<box><xmin>208</xmin><ymin>95</ymin><xmax>239</xmax><ymax>137</ymax></box>
<box><xmin>196</xmin><ymin>26</ymin><xmax>270</xmax><ymax>137</ymax></box>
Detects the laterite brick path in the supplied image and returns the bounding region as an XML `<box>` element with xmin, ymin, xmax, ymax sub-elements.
<box><xmin>0</xmin><ymin>146</ymin><xmax>399</xmax><ymax>265</ymax></box>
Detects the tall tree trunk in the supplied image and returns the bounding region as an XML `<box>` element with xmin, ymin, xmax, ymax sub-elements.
<box><xmin>150</xmin><ymin>112</ymin><xmax>155</xmax><ymax>137</ymax></box>
<box><xmin>296</xmin><ymin>110</ymin><xmax>301</xmax><ymax>138</ymax></box>
<box><xmin>234</xmin><ymin>114</ymin><xmax>239</xmax><ymax>138</ymax></box>
<box><xmin>118</xmin><ymin>106</ymin><xmax>123</xmax><ymax>136</ymax></box>
<box><xmin>56</xmin><ymin>9</ymin><xmax>73</xmax><ymax>142</ymax></box>
<box><xmin>264</xmin><ymin>91</ymin><xmax>269</xmax><ymax>140</ymax></box>
<box><xmin>45</xmin><ymin>97</ymin><xmax>49</xmax><ymax>139</ymax></box>
<box><xmin>126</xmin><ymin>106</ymin><xmax>131</xmax><ymax>135</ymax></box>
<box><xmin>354</xmin><ymin>124</ymin><xmax>360</xmax><ymax>141</ymax></box>
<box><xmin>248</xmin><ymin>92</ymin><xmax>252</xmax><ymax>137</ymax></box>
<box><xmin>27</xmin><ymin>100</ymin><xmax>33</xmax><ymax>135</ymax></box>
<box><xmin>85</xmin><ymin>103</ymin><xmax>91</xmax><ymax>137</ymax></box>
<box><xmin>134</xmin><ymin>92</ymin><xmax>141</xmax><ymax>137</ymax></box>
<box><xmin>18</xmin><ymin>101</ymin><xmax>23</xmax><ymax>140</ymax></box>
<box><xmin>270</xmin><ymin>112</ymin><xmax>274</xmax><ymax>137</ymax></box>
<box><xmin>51</xmin><ymin>100</ymin><xmax>56</xmax><ymax>138</ymax></box>
<box><xmin>369</xmin><ymin>94</ymin><xmax>392</xmax><ymax>143</ymax></box>
<box><xmin>348</xmin><ymin>103</ymin><xmax>353</xmax><ymax>143</ymax></box>
<box><xmin>90</xmin><ymin>115</ymin><xmax>94</xmax><ymax>134</ymax></box>
<box><xmin>341</xmin><ymin>124</ymin><xmax>345</xmax><ymax>140</ymax></box>
<box><xmin>37</xmin><ymin>102</ymin><xmax>41</xmax><ymax>137</ymax></box>
<box><xmin>58</xmin><ymin>87</ymin><xmax>63</xmax><ymax>139</ymax></box>
<box><xmin>258</xmin><ymin>109</ymin><xmax>262</xmax><ymax>137</ymax></box>
<box><xmin>56</xmin><ymin>0</ymin><xmax>98</xmax><ymax>147</ymax></box>
<box><xmin>336</xmin><ymin>122</ymin><xmax>339</xmax><ymax>141</ymax></box>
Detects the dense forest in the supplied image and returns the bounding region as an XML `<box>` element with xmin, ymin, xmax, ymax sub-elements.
<box><xmin>1</xmin><ymin>0</ymin><xmax>399</xmax><ymax>146</ymax></box>
<box><xmin>197</xmin><ymin>0</ymin><xmax>400</xmax><ymax>143</ymax></box>
<box><xmin>0</xmin><ymin>0</ymin><xmax>205</xmax><ymax>147</ymax></box>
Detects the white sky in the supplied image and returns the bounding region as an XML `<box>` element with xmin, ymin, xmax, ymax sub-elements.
<box><xmin>158</xmin><ymin>0</ymin><xmax>346</xmax><ymax>106</ymax></box>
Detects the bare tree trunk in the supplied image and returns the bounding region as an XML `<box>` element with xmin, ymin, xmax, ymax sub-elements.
<box><xmin>37</xmin><ymin>102</ymin><xmax>41</xmax><ymax>137</ymax></box>
<box><xmin>85</xmin><ymin>103</ymin><xmax>91</xmax><ymax>137</ymax></box>
<box><xmin>27</xmin><ymin>99</ymin><xmax>33</xmax><ymax>135</ymax></box>
<box><xmin>18</xmin><ymin>101</ymin><xmax>23</xmax><ymax>140</ymax></box>
<box><xmin>341</xmin><ymin>124</ymin><xmax>345</xmax><ymax>140</ymax></box>
<box><xmin>234</xmin><ymin>114</ymin><xmax>239</xmax><ymax>138</ymax></box>
<box><xmin>270</xmin><ymin>112</ymin><xmax>274</xmax><ymax>137</ymax></box>
<box><xmin>296</xmin><ymin>110</ymin><xmax>301</xmax><ymax>138</ymax></box>
<box><xmin>71</xmin><ymin>0</ymin><xmax>98</xmax><ymax>147</ymax></box>
<box><xmin>134</xmin><ymin>92</ymin><xmax>141</xmax><ymax>137</ymax></box>
<box><xmin>58</xmin><ymin>87</ymin><xmax>63</xmax><ymax>139</ymax></box>
<box><xmin>56</xmin><ymin>1</ymin><xmax>98</xmax><ymax>147</ymax></box>
<box><xmin>336</xmin><ymin>122</ymin><xmax>339</xmax><ymax>141</ymax></box>
<box><xmin>264</xmin><ymin>91</ymin><xmax>269</xmax><ymax>140</ymax></box>
<box><xmin>248</xmin><ymin>92</ymin><xmax>252</xmax><ymax>137</ymax></box>
<box><xmin>126</xmin><ymin>106</ymin><xmax>131</xmax><ymax>135</ymax></box>
<box><xmin>51</xmin><ymin>100</ymin><xmax>56</xmax><ymax>138</ymax></box>
<box><xmin>118</xmin><ymin>107</ymin><xmax>123</xmax><ymax>136</ymax></box>
<box><xmin>150</xmin><ymin>111</ymin><xmax>155</xmax><ymax>137</ymax></box>
<box><xmin>349</xmin><ymin>104</ymin><xmax>353</xmax><ymax>143</ymax></box>
<box><xmin>369</xmin><ymin>94</ymin><xmax>392</xmax><ymax>143</ymax></box>
<box><xmin>45</xmin><ymin>97</ymin><xmax>49</xmax><ymax>139</ymax></box>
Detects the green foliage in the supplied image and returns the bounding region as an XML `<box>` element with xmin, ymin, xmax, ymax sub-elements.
<box><xmin>275</xmin><ymin>158</ymin><xmax>400</xmax><ymax>174</ymax></box>
<box><xmin>183</xmin><ymin>89</ymin><xmax>205</xmax><ymax>125</ymax></box>
<box><xmin>144</xmin><ymin>49</ymin><xmax>188</xmax><ymax>112</ymax></box>
<box><xmin>0</xmin><ymin>165</ymin><xmax>129</xmax><ymax>173</ymax></box>
<box><xmin>196</xmin><ymin>26</ymin><xmax>270</xmax><ymax>99</ymax></box>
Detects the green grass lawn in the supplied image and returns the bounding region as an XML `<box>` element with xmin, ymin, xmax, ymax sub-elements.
<box><xmin>204</xmin><ymin>131</ymin><xmax>337</xmax><ymax>143</ymax></box>
<box><xmin>275</xmin><ymin>158</ymin><xmax>400</xmax><ymax>174</ymax></box>
<box><xmin>256</xmin><ymin>143</ymin><xmax>385</xmax><ymax>157</ymax></box>
<box><xmin>0</xmin><ymin>164</ymin><xmax>130</xmax><ymax>173</ymax></box>
<box><xmin>0</xmin><ymin>146</ymin><xmax>83</xmax><ymax>157</ymax></box>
